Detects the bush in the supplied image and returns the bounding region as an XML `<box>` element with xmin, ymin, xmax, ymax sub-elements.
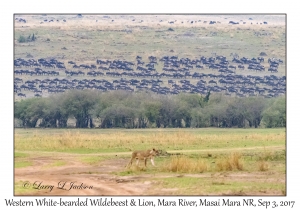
<box><xmin>18</xmin><ymin>35</ymin><xmax>26</xmax><ymax>43</ymax></box>
<box><xmin>260</xmin><ymin>52</ymin><xmax>267</xmax><ymax>56</ymax></box>
<box><xmin>17</xmin><ymin>34</ymin><xmax>36</xmax><ymax>43</ymax></box>
<box><xmin>261</xmin><ymin>96</ymin><xmax>286</xmax><ymax>128</ymax></box>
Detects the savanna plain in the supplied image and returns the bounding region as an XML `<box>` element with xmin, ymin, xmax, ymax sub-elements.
<box><xmin>14</xmin><ymin>15</ymin><xmax>286</xmax><ymax>196</ymax></box>
<box><xmin>15</xmin><ymin>128</ymin><xmax>286</xmax><ymax>195</ymax></box>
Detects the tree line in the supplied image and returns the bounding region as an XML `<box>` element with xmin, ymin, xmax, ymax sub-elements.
<box><xmin>14</xmin><ymin>90</ymin><xmax>286</xmax><ymax>128</ymax></box>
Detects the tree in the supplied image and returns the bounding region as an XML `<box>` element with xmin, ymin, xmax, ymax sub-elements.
<box><xmin>205</xmin><ymin>94</ymin><xmax>231</xmax><ymax>127</ymax></box>
<box><xmin>177</xmin><ymin>93</ymin><xmax>206</xmax><ymax>108</ymax></box>
<box><xmin>261</xmin><ymin>96</ymin><xmax>286</xmax><ymax>128</ymax></box>
<box><xmin>243</xmin><ymin>97</ymin><xmax>266</xmax><ymax>128</ymax></box>
<box><xmin>191</xmin><ymin>108</ymin><xmax>210</xmax><ymax>127</ymax></box>
<box><xmin>61</xmin><ymin>90</ymin><xmax>98</xmax><ymax>128</ymax></box>
<box><xmin>204</xmin><ymin>91</ymin><xmax>211</xmax><ymax>103</ymax></box>
<box><xmin>14</xmin><ymin>90</ymin><xmax>285</xmax><ymax>129</ymax></box>
<box><xmin>14</xmin><ymin>98</ymin><xmax>46</xmax><ymax>127</ymax></box>
<box><xmin>31</xmin><ymin>33</ymin><xmax>36</xmax><ymax>41</ymax></box>
<box><xmin>100</xmin><ymin>104</ymin><xmax>136</xmax><ymax>128</ymax></box>
<box><xmin>38</xmin><ymin>95</ymin><xmax>68</xmax><ymax>128</ymax></box>
<box><xmin>143</xmin><ymin>101</ymin><xmax>162</xmax><ymax>127</ymax></box>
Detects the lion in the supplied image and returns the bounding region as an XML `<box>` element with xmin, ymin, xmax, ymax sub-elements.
<box><xmin>126</xmin><ymin>148</ymin><xmax>160</xmax><ymax>168</ymax></box>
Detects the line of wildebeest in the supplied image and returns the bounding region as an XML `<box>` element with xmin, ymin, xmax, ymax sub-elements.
<box><xmin>14</xmin><ymin>54</ymin><xmax>285</xmax><ymax>98</ymax></box>
<box><xmin>15</xmin><ymin>15</ymin><xmax>269</xmax><ymax>26</ymax></box>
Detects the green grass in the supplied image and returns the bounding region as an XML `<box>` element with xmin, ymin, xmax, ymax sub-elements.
<box><xmin>43</xmin><ymin>160</ymin><xmax>66</xmax><ymax>168</ymax></box>
<box><xmin>79</xmin><ymin>156</ymin><xmax>108</xmax><ymax>164</ymax></box>
<box><xmin>15</xmin><ymin>161</ymin><xmax>32</xmax><ymax>168</ymax></box>
<box><xmin>14</xmin><ymin>152</ymin><xmax>29</xmax><ymax>158</ymax></box>
<box><xmin>15</xmin><ymin>151</ymin><xmax>32</xmax><ymax>168</ymax></box>
<box><xmin>117</xmin><ymin>170</ymin><xmax>136</xmax><ymax>176</ymax></box>
<box><xmin>154</xmin><ymin>176</ymin><xmax>285</xmax><ymax>195</ymax></box>
<box><xmin>117</xmin><ymin>166</ymin><xmax>161</xmax><ymax>176</ymax></box>
<box><xmin>14</xmin><ymin>181</ymin><xmax>36</xmax><ymax>195</ymax></box>
<box><xmin>51</xmin><ymin>160</ymin><xmax>66</xmax><ymax>167</ymax></box>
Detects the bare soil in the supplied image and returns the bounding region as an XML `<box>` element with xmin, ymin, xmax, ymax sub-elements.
<box><xmin>15</xmin><ymin>154</ymin><xmax>147</xmax><ymax>195</ymax></box>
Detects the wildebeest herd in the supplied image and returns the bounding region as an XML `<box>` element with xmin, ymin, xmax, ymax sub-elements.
<box><xmin>14</xmin><ymin>54</ymin><xmax>285</xmax><ymax>98</ymax></box>
<box><xmin>15</xmin><ymin>15</ymin><xmax>269</xmax><ymax>26</ymax></box>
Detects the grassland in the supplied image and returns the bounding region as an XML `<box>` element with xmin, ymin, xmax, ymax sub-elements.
<box><xmin>13</xmin><ymin>15</ymin><xmax>286</xmax><ymax>195</ymax></box>
<box><xmin>15</xmin><ymin>128</ymin><xmax>285</xmax><ymax>153</ymax></box>
<box><xmin>14</xmin><ymin>128</ymin><xmax>286</xmax><ymax>195</ymax></box>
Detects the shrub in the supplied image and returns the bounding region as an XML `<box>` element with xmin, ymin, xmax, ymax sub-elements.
<box><xmin>17</xmin><ymin>34</ymin><xmax>36</xmax><ymax>43</ymax></box>
<box><xmin>18</xmin><ymin>35</ymin><xmax>26</xmax><ymax>43</ymax></box>
<box><xmin>260</xmin><ymin>52</ymin><xmax>267</xmax><ymax>56</ymax></box>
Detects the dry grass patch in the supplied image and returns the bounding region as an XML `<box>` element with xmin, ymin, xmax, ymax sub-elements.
<box><xmin>258</xmin><ymin>161</ymin><xmax>269</xmax><ymax>171</ymax></box>
<box><xmin>258</xmin><ymin>149</ymin><xmax>285</xmax><ymax>161</ymax></box>
<box><xmin>14</xmin><ymin>128</ymin><xmax>286</xmax><ymax>154</ymax></box>
<box><xmin>162</xmin><ymin>155</ymin><xmax>208</xmax><ymax>173</ymax></box>
<box><xmin>216</xmin><ymin>153</ymin><xmax>244</xmax><ymax>171</ymax></box>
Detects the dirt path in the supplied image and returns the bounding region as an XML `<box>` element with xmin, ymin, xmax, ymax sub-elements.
<box><xmin>15</xmin><ymin>154</ymin><xmax>152</xmax><ymax>195</ymax></box>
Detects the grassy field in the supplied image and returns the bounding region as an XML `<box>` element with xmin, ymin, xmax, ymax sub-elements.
<box><xmin>15</xmin><ymin>128</ymin><xmax>285</xmax><ymax>153</ymax></box>
<box><xmin>14</xmin><ymin>15</ymin><xmax>286</xmax><ymax>195</ymax></box>
<box><xmin>14</xmin><ymin>128</ymin><xmax>286</xmax><ymax>195</ymax></box>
